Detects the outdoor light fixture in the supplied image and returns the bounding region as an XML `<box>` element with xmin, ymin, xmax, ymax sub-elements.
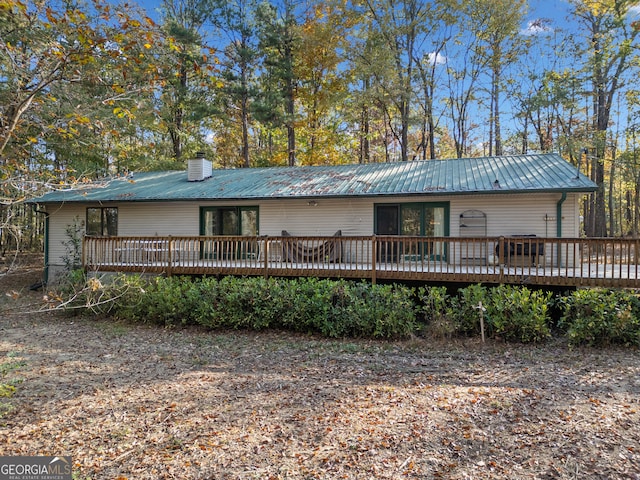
<box><xmin>307</xmin><ymin>200</ymin><xmax>318</xmax><ymax>206</ymax></box>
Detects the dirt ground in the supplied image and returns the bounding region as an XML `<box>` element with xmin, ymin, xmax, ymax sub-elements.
<box><xmin>1</xmin><ymin>256</ymin><xmax>639</xmax><ymax>479</ymax></box>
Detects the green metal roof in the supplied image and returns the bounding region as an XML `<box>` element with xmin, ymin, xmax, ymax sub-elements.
<box><xmin>31</xmin><ymin>153</ymin><xmax>597</xmax><ymax>204</ymax></box>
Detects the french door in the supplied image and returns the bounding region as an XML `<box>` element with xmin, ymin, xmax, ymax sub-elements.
<box><xmin>375</xmin><ymin>203</ymin><xmax>448</xmax><ymax>261</ymax></box>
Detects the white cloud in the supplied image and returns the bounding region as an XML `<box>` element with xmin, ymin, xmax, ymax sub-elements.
<box><xmin>425</xmin><ymin>51</ymin><xmax>446</xmax><ymax>66</ymax></box>
<box><xmin>521</xmin><ymin>18</ymin><xmax>553</xmax><ymax>36</ymax></box>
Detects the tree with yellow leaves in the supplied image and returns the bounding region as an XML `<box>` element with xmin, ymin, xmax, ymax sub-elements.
<box><xmin>0</xmin><ymin>0</ymin><xmax>159</xmax><ymax>253</ymax></box>
<box><xmin>569</xmin><ymin>0</ymin><xmax>640</xmax><ymax>236</ymax></box>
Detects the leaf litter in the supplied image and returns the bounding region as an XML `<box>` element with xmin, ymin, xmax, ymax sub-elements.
<box><xmin>1</xmin><ymin>258</ymin><xmax>639</xmax><ymax>479</ymax></box>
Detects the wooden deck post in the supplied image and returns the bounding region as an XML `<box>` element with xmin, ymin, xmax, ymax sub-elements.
<box><xmin>263</xmin><ymin>236</ymin><xmax>269</xmax><ymax>279</ymax></box>
<box><xmin>371</xmin><ymin>236</ymin><xmax>377</xmax><ymax>285</ymax></box>
<box><xmin>167</xmin><ymin>236</ymin><xmax>173</xmax><ymax>277</ymax></box>
<box><xmin>82</xmin><ymin>235</ymin><xmax>87</xmax><ymax>271</ymax></box>
<box><xmin>498</xmin><ymin>236</ymin><xmax>505</xmax><ymax>283</ymax></box>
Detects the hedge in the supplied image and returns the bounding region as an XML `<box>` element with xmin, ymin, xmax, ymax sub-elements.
<box><xmin>58</xmin><ymin>273</ymin><xmax>640</xmax><ymax>346</ymax></box>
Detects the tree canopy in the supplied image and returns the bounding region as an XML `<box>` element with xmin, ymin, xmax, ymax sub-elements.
<box><xmin>2</xmin><ymin>0</ymin><xmax>640</xmax><ymax>240</ymax></box>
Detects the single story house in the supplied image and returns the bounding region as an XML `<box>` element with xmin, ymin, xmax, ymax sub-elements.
<box><xmin>30</xmin><ymin>153</ymin><xmax>597</xmax><ymax>283</ymax></box>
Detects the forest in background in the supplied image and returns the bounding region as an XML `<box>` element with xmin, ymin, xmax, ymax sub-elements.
<box><xmin>1</xmin><ymin>0</ymin><xmax>640</xmax><ymax>254</ymax></box>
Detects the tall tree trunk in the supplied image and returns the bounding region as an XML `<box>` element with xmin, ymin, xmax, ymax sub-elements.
<box><xmin>624</xmin><ymin>190</ymin><xmax>632</xmax><ymax>236</ymax></box>
<box><xmin>428</xmin><ymin>116</ymin><xmax>436</xmax><ymax>160</ymax></box>
<box><xmin>285</xmin><ymin>13</ymin><xmax>296</xmax><ymax>167</ymax></box>
<box><xmin>359</xmin><ymin>78</ymin><xmax>371</xmax><ymax>164</ymax></box>
<box><xmin>400</xmin><ymin>99</ymin><xmax>409</xmax><ymax>162</ymax></box>
<box><xmin>286</xmin><ymin>85</ymin><xmax>296</xmax><ymax>166</ymax></box>
<box><xmin>241</xmin><ymin>65</ymin><xmax>250</xmax><ymax>168</ymax></box>
<box><xmin>635</xmin><ymin>175</ymin><xmax>640</xmax><ymax>237</ymax></box>
<box><xmin>493</xmin><ymin>69</ymin><xmax>502</xmax><ymax>156</ymax></box>
<box><xmin>241</xmin><ymin>100</ymin><xmax>250</xmax><ymax>168</ymax></box>
<box><xmin>170</xmin><ymin>62</ymin><xmax>188</xmax><ymax>161</ymax></box>
<box><xmin>489</xmin><ymin>61</ymin><xmax>502</xmax><ymax>156</ymax></box>
<box><xmin>360</xmin><ymin>104</ymin><xmax>370</xmax><ymax>164</ymax></box>
<box><xmin>521</xmin><ymin>115</ymin><xmax>528</xmax><ymax>154</ymax></box>
<box><xmin>488</xmin><ymin>69</ymin><xmax>495</xmax><ymax>156</ymax></box>
<box><xmin>608</xmin><ymin>157</ymin><xmax>616</xmax><ymax>236</ymax></box>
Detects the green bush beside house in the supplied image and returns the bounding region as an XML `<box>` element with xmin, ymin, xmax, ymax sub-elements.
<box><xmin>57</xmin><ymin>274</ymin><xmax>640</xmax><ymax>346</ymax></box>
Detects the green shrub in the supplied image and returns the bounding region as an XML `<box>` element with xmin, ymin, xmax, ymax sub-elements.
<box><xmin>114</xmin><ymin>276</ymin><xmax>195</xmax><ymax>325</ymax></box>
<box><xmin>190</xmin><ymin>276</ymin><xmax>226</xmax><ymax>328</ymax></box>
<box><xmin>376</xmin><ymin>283</ymin><xmax>418</xmax><ymax>338</ymax></box>
<box><xmin>277</xmin><ymin>277</ymin><xmax>334</xmax><ymax>333</ymax></box>
<box><xmin>336</xmin><ymin>282</ymin><xmax>416</xmax><ymax>339</ymax></box>
<box><xmin>108</xmin><ymin>276</ymin><xmax>416</xmax><ymax>339</ymax></box>
<box><xmin>275</xmin><ymin>279</ymin><xmax>416</xmax><ymax>339</ymax></box>
<box><xmin>215</xmin><ymin>276</ymin><xmax>253</xmax><ymax>328</ymax></box>
<box><xmin>440</xmin><ymin>284</ymin><xmax>552</xmax><ymax>343</ymax></box>
<box><xmin>219</xmin><ymin>276</ymin><xmax>297</xmax><ymax>330</ymax></box>
<box><xmin>558</xmin><ymin>288</ymin><xmax>640</xmax><ymax>347</ymax></box>
<box><xmin>450</xmin><ymin>284</ymin><xmax>490</xmax><ymax>336</ymax></box>
<box><xmin>315</xmin><ymin>280</ymin><xmax>355</xmax><ymax>337</ymax></box>
<box><xmin>417</xmin><ymin>286</ymin><xmax>456</xmax><ymax>339</ymax></box>
<box><xmin>56</xmin><ymin>273</ymin><xmax>595</xmax><ymax>345</ymax></box>
<box><xmin>243</xmin><ymin>277</ymin><xmax>284</xmax><ymax>330</ymax></box>
<box><xmin>485</xmin><ymin>285</ymin><xmax>552</xmax><ymax>343</ymax></box>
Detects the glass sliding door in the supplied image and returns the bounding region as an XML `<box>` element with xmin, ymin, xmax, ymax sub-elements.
<box><xmin>201</xmin><ymin>206</ymin><xmax>258</xmax><ymax>236</ymax></box>
<box><xmin>240</xmin><ymin>209</ymin><xmax>258</xmax><ymax>236</ymax></box>
<box><xmin>375</xmin><ymin>205</ymin><xmax>400</xmax><ymax>261</ymax></box>
<box><xmin>401</xmin><ymin>205</ymin><xmax>422</xmax><ymax>259</ymax></box>
<box><xmin>375</xmin><ymin>202</ymin><xmax>449</xmax><ymax>262</ymax></box>
<box><xmin>426</xmin><ymin>206</ymin><xmax>446</xmax><ymax>259</ymax></box>
<box><xmin>220</xmin><ymin>208</ymin><xmax>239</xmax><ymax>235</ymax></box>
<box><xmin>200</xmin><ymin>206</ymin><xmax>258</xmax><ymax>259</ymax></box>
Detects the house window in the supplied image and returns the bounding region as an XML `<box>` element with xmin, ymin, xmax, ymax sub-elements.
<box><xmin>201</xmin><ymin>207</ymin><xmax>258</xmax><ymax>236</ymax></box>
<box><xmin>86</xmin><ymin>207</ymin><xmax>118</xmax><ymax>236</ymax></box>
<box><xmin>375</xmin><ymin>202</ymin><xmax>449</xmax><ymax>260</ymax></box>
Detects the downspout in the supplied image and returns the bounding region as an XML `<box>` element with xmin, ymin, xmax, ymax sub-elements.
<box><xmin>556</xmin><ymin>192</ymin><xmax>566</xmax><ymax>266</ymax></box>
<box><xmin>32</xmin><ymin>204</ymin><xmax>49</xmax><ymax>285</ymax></box>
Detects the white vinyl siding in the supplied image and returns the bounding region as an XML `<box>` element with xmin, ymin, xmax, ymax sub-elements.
<box><xmin>451</xmin><ymin>193</ymin><xmax>581</xmax><ymax>238</ymax></box>
<box><xmin>259</xmin><ymin>198</ymin><xmax>372</xmax><ymax>236</ymax></box>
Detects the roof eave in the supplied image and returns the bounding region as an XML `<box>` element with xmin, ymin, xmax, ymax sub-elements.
<box><xmin>30</xmin><ymin>186</ymin><xmax>597</xmax><ymax>204</ymax></box>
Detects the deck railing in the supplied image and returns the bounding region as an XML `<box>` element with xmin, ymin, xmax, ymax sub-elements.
<box><xmin>82</xmin><ymin>235</ymin><xmax>640</xmax><ymax>287</ymax></box>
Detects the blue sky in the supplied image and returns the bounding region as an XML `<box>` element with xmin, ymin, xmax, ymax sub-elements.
<box><xmin>134</xmin><ymin>0</ymin><xmax>574</xmax><ymax>29</ymax></box>
<box><xmin>131</xmin><ymin>0</ymin><xmax>639</xmax><ymax>45</ymax></box>
<box><xmin>127</xmin><ymin>0</ymin><xmax>640</xmax><ymax>152</ymax></box>
<box><xmin>133</xmin><ymin>0</ymin><xmax>640</xmax><ymax>38</ymax></box>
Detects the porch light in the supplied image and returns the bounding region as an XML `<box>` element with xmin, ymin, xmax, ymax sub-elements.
<box><xmin>307</xmin><ymin>200</ymin><xmax>318</xmax><ymax>206</ymax></box>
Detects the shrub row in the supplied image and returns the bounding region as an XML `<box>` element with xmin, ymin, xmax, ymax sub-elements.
<box><xmin>557</xmin><ymin>288</ymin><xmax>640</xmax><ymax>347</ymax></box>
<box><xmin>418</xmin><ymin>284</ymin><xmax>553</xmax><ymax>343</ymax></box>
<box><xmin>62</xmin><ymin>273</ymin><xmax>640</xmax><ymax>346</ymax></box>
<box><xmin>112</xmin><ymin>276</ymin><xmax>416</xmax><ymax>339</ymax></box>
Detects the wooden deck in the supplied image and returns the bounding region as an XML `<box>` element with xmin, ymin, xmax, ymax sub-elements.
<box><xmin>83</xmin><ymin>235</ymin><xmax>640</xmax><ymax>288</ymax></box>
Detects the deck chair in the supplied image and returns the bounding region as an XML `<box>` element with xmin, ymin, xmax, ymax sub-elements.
<box><xmin>281</xmin><ymin>230</ymin><xmax>343</xmax><ymax>263</ymax></box>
